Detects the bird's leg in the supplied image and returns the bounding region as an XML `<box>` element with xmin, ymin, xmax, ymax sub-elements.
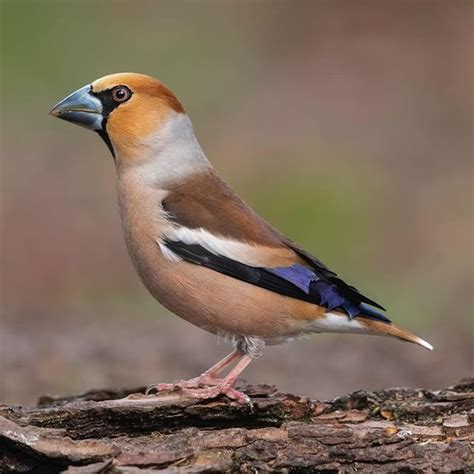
<box><xmin>189</xmin><ymin>348</ymin><xmax>243</xmax><ymax>383</ymax></box>
<box><xmin>177</xmin><ymin>354</ymin><xmax>253</xmax><ymax>404</ymax></box>
<box><xmin>145</xmin><ymin>349</ymin><xmax>243</xmax><ymax>394</ymax></box>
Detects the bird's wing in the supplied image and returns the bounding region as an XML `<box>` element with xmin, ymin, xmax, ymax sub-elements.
<box><xmin>160</xmin><ymin>171</ymin><xmax>389</xmax><ymax>322</ymax></box>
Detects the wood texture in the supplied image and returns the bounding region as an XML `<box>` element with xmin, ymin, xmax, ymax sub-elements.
<box><xmin>1</xmin><ymin>379</ymin><xmax>472</xmax><ymax>473</ymax></box>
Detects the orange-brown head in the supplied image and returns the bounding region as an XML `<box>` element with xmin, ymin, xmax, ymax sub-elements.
<box><xmin>50</xmin><ymin>73</ymin><xmax>185</xmax><ymax>160</ymax></box>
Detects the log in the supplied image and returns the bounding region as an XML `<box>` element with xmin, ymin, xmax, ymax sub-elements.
<box><xmin>0</xmin><ymin>379</ymin><xmax>472</xmax><ymax>473</ymax></box>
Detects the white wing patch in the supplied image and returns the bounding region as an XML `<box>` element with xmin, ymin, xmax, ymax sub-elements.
<box><xmin>164</xmin><ymin>226</ymin><xmax>295</xmax><ymax>268</ymax></box>
<box><xmin>158</xmin><ymin>241</ymin><xmax>182</xmax><ymax>262</ymax></box>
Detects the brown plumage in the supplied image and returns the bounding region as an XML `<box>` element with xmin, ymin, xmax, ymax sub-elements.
<box><xmin>93</xmin><ymin>73</ymin><xmax>185</xmax><ymax>113</ymax></box>
<box><xmin>162</xmin><ymin>170</ymin><xmax>284</xmax><ymax>246</ymax></box>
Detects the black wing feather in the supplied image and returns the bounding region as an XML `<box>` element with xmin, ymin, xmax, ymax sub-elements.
<box><xmin>285</xmin><ymin>241</ymin><xmax>386</xmax><ymax>311</ymax></box>
<box><xmin>164</xmin><ymin>239</ymin><xmax>390</xmax><ymax>323</ymax></box>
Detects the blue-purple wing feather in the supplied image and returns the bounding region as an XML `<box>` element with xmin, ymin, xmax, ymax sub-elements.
<box><xmin>266</xmin><ymin>265</ymin><xmax>318</xmax><ymax>293</ymax></box>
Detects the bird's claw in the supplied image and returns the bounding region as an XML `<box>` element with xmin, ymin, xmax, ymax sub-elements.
<box><xmin>145</xmin><ymin>380</ymin><xmax>251</xmax><ymax>405</ymax></box>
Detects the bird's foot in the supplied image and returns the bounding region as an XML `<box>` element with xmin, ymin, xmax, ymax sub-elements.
<box><xmin>146</xmin><ymin>379</ymin><xmax>251</xmax><ymax>405</ymax></box>
<box><xmin>145</xmin><ymin>373</ymin><xmax>222</xmax><ymax>395</ymax></box>
<box><xmin>178</xmin><ymin>383</ymin><xmax>251</xmax><ymax>405</ymax></box>
<box><xmin>145</xmin><ymin>353</ymin><xmax>253</xmax><ymax>405</ymax></box>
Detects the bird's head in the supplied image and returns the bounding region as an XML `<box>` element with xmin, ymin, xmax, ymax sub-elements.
<box><xmin>49</xmin><ymin>73</ymin><xmax>185</xmax><ymax>161</ymax></box>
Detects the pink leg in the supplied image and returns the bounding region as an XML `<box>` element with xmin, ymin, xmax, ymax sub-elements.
<box><xmin>195</xmin><ymin>349</ymin><xmax>243</xmax><ymax>380</ymax></box>
<box><xmin>178</xmin><ymin>355</ymin><xmax>253</xmax><ymax>404</ymax></box>
<box><xmin>145</xmin><ymin>349</ymin><xmax>243</xmax><ymax>395</ymax></box>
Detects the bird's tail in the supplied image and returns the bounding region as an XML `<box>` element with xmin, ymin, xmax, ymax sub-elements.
<box><xmin>358</xmin><ymin>318</ymin><xmax>433</xmax><ymax>351</ymax></box>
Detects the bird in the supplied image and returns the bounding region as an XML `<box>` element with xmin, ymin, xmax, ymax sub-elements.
<box><xmin>50</xmin><ymin>73</ymin><xmax>433</xmax><ymax>404</ymax></box>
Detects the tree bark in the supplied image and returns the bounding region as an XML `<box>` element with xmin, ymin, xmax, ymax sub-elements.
<box><xmin>1</xmin><ymin>379</ymin><xmax>472</xmax><ymax>473</ymax></box>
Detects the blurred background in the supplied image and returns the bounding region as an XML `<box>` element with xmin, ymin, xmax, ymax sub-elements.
<box><xmin>1</xmin><ymin>0</ymin><xmax>472</xmax><ymax>406</ymax></box>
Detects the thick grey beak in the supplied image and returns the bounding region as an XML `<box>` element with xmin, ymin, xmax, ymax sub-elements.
<box><xmin>49</xmin><ymin>84</ymin><xmax>103</xmax><ymax>131</ymax></box>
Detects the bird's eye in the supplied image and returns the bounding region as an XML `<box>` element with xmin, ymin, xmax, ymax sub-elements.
<box><xmin>111</xmin><ymin>86</ymin><xmax>131</xmax><ymax>103</ymax></box>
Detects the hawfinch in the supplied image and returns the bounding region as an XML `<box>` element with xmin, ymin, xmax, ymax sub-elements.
<box><xmin>50</xmin><ymin>73</ymin><xmax>432</xmax><ymax>404</ymax></box>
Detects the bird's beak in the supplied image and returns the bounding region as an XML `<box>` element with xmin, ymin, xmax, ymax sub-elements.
<box><xmin>49</xmin><ymin>84</ymin><xmax>103</xmax><ymax>131</ymax></box>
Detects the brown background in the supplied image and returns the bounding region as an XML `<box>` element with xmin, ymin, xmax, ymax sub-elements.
<box><xmin>1</xmin><ymin>0</ymin><xmax>472</xmax><ymax>405</ymax></box>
